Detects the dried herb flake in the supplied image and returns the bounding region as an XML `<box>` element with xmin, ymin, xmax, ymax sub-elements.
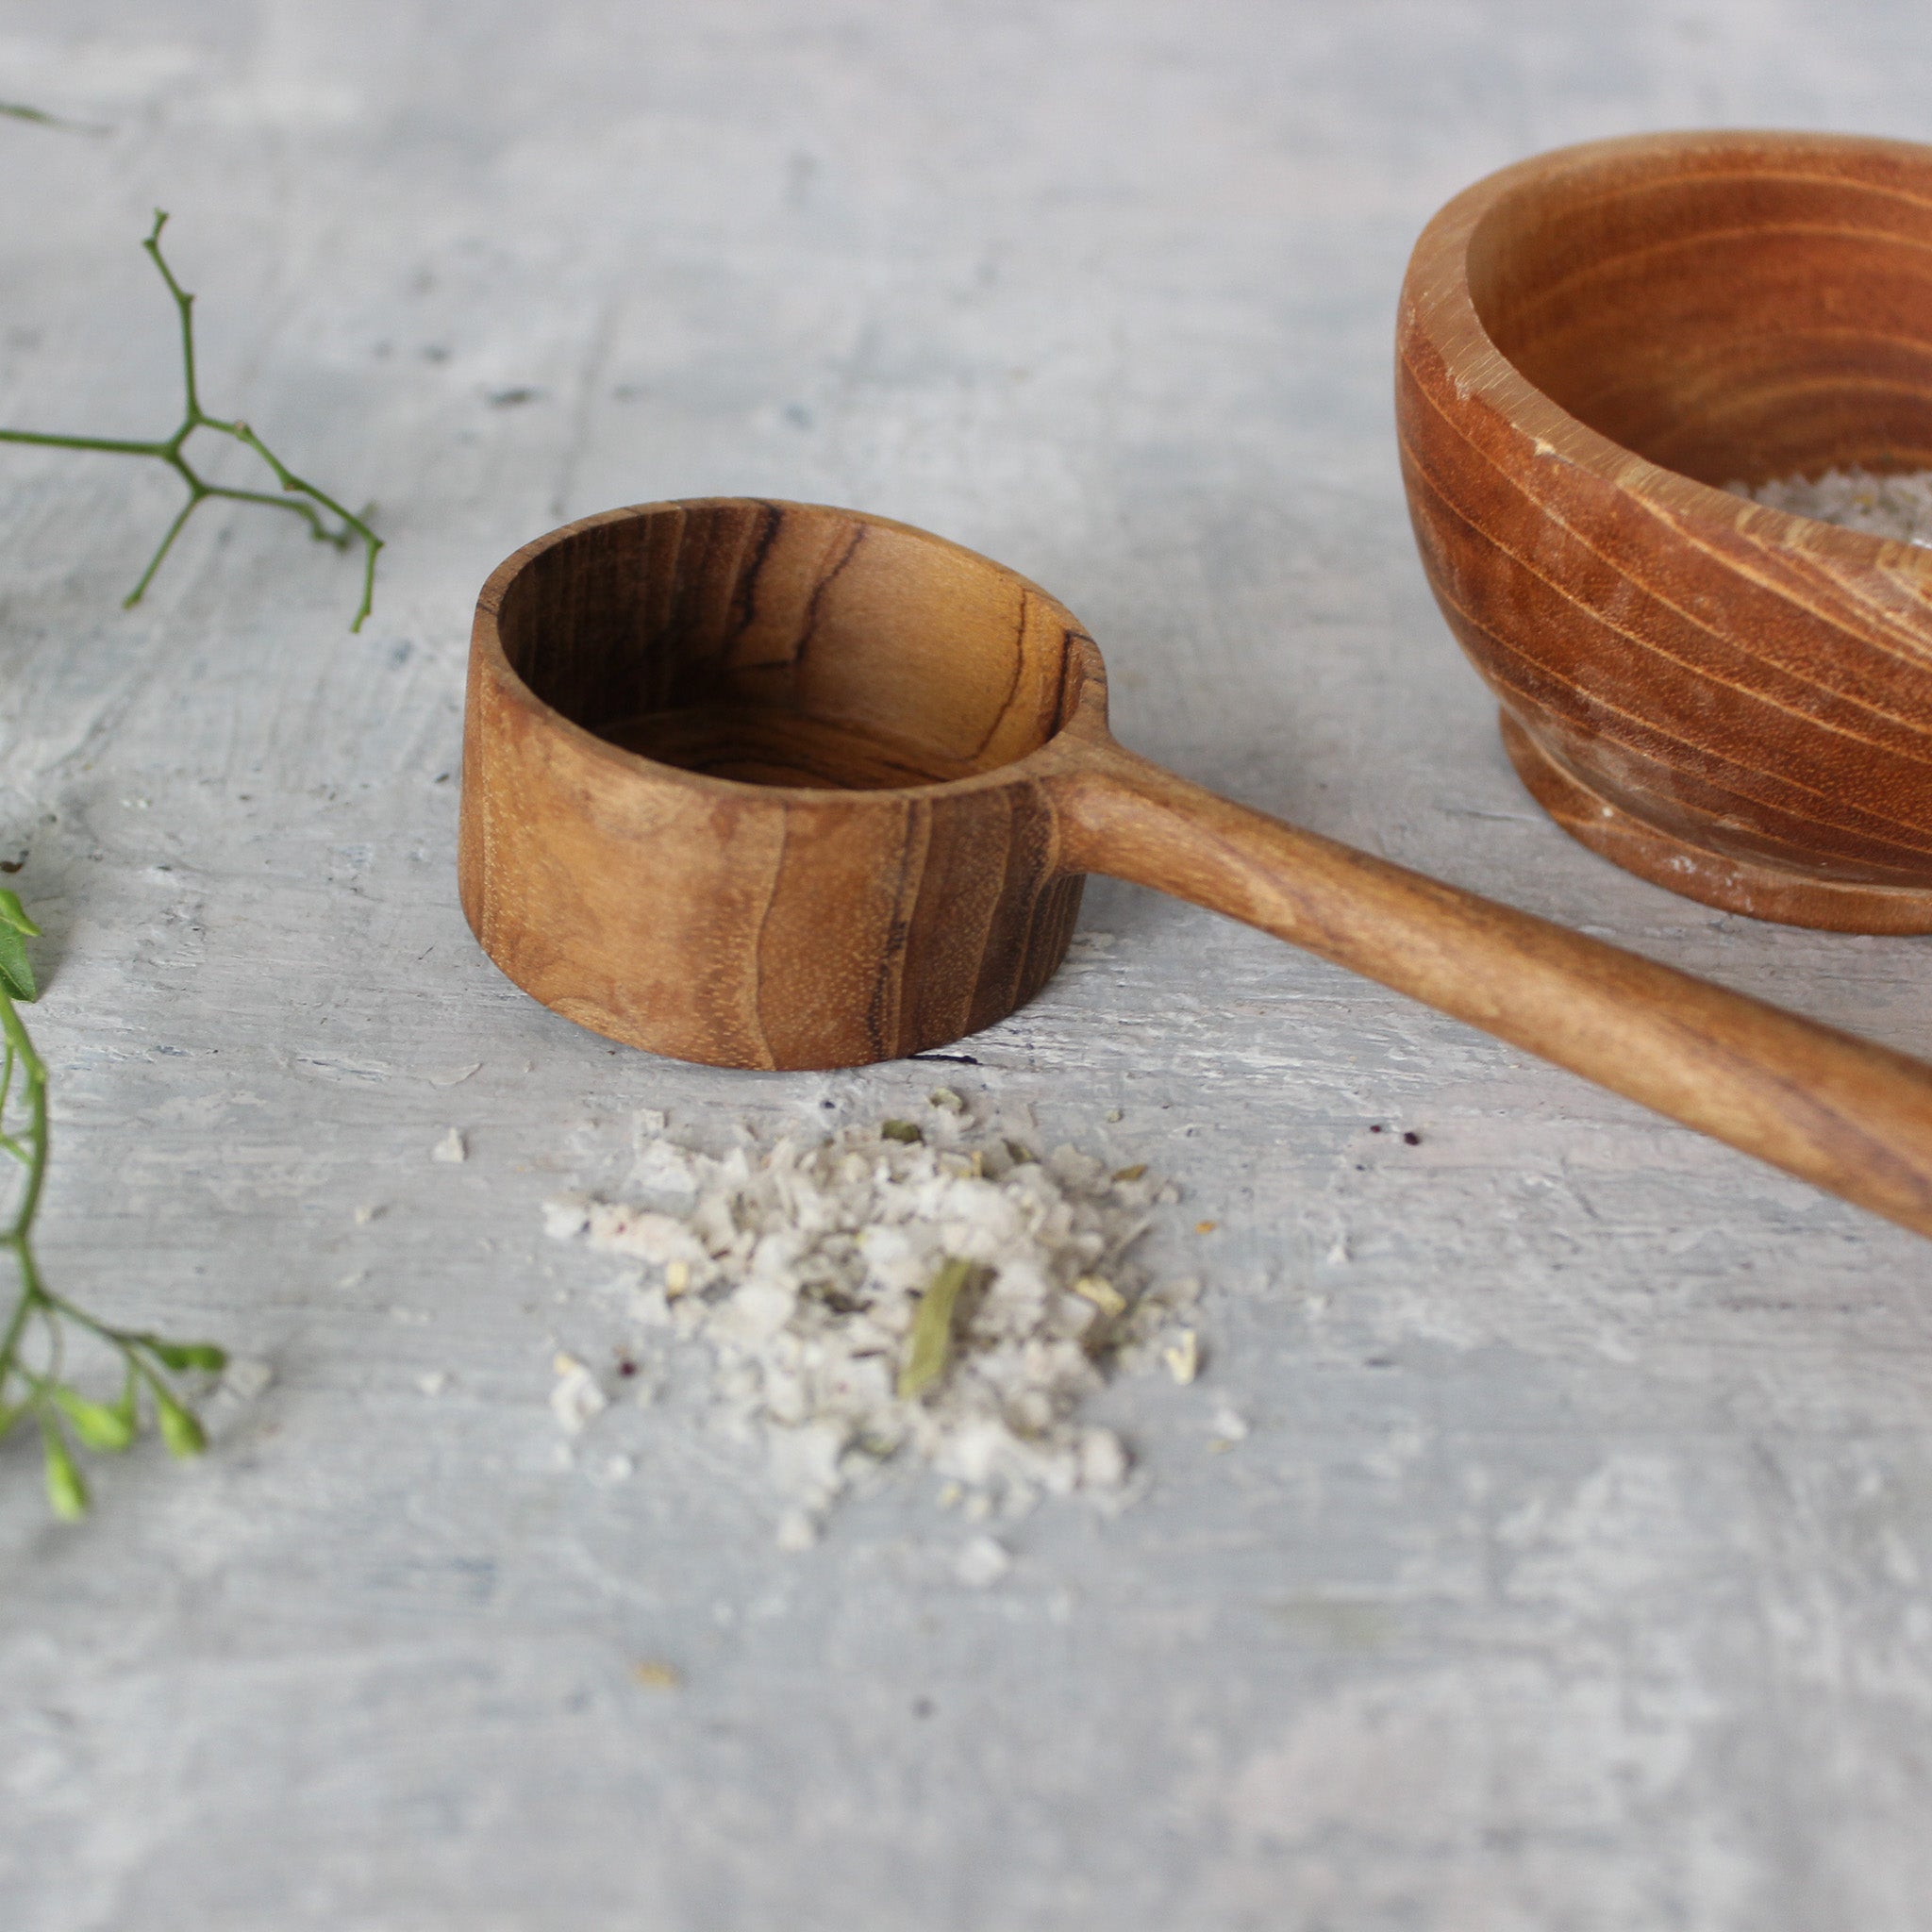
<box><xmin>897</xmin><ymin>1257</ymin><xmax>975</xmax><ymax>1399</ymax></box>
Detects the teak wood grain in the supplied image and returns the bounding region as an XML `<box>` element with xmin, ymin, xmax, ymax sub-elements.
<box><xmin>1398</xmin><ymin>129</ymin><xmax>1932</xmax><ymax>931</ymax></box>
<box><xmin>461</xmin><ymin>497</ymin><xmax>1932</xmax><ymax>1241</ymax></box>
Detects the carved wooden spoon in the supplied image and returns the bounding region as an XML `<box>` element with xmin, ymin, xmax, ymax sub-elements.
<box><xmin>460</xmin><ymin>498</ymin><xmax>1932</xmax><ymax>1240</ymax></box>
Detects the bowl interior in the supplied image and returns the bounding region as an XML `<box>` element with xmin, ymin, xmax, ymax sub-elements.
<box><xmin>494</xmin><ymin>500</ymin><xmax>1077</xmax><ymax>790</ymax></box>
<box><xmin>1466</xmin><ymin>139</ymin><xmax>1932</xmax><ymax>487</ymax></box>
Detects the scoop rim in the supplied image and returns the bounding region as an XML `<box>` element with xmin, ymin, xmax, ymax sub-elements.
<box><xmin>470</xmin><ymin>495</ymin><xmax>1112</xmax><ymax>808</ymax></box>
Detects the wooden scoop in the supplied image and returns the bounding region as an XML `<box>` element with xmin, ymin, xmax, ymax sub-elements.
<box><xmin>460</xmin><ymin>498</ymin><xmax>1932</xmax><ymax>1241</ymax></box>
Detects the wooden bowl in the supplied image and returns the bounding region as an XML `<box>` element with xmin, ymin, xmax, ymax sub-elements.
<box><xmin>1398</xmin><ymin>130</ymin><xmax>1932</xmax><ymax>931</ymax></box>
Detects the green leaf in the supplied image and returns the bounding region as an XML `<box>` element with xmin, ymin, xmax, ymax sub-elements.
<box><xmin>0</xmin><ymin>889</ymin><xmax>41</xmax><ymax>938</ymax></box>
<box><xmin>52</xmin><ymin>1385</ymin><xmax>135</xmax><ymax>1452</ymax></box>
<box><xmin>880</xmin><ymin>1120</ymin><xmax>924</xmax><ymax>1145</ymax></box>
<box><xmin>136</xmin><ymin>1335</ymin><xmax>226</xmax><ymax>1374</ymax></box>
<box><xmin>0</xmin><ymin>922</ymin><xmax>35</xmax><ymax>1004</ymax></box>
<box><xmin>41</xmin><ymin>1422</ymin><xmax>88</xmax><ymax>1519</ymax></box>
<box><xmin>153</xmin><ymin>1387</ymin><xmax>206</xmax><ymax>1458</ymax></box>
<box><xmin>896</xmin><ymin>1257</ymin><xmax>976</xmax><ymax>1401</ymax></box>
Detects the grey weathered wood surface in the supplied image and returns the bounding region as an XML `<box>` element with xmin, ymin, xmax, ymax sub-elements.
<box><xmin>3</xmin><ymin>5</ymin><xmax>1930</xmax><ymax>1928</ymax></box>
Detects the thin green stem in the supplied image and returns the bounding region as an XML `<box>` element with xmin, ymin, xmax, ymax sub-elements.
<box><xmin>0</xmin><ymin>1262</ymin><xmax>32</xmax><ymax>1381</ymax></box>
<box><xmin>40</xmin><ymin>1289</ymin><xmax>136</xmax><ymax>1347</ymax></box>
<box><xmin>0</xmin><ymin>209</ymin><xmax>380</xmax><ymax>629</ymax></box>
<box><xmin>0</xmin><ymin>978</ymin><xmax>50</xmax><ymax>1413</ymax></box>
<box><xmin>0</xmin><ymin>942</ymin><xmax>223</xmax><ymax>1513</ymax></box>
<box><xmin>0</xmin><ymin>428</ymin><xmax>171</xmax><ymax>458</ymax></box>
<box><xmin>226</xmin><ymin>421</ymin><xmax>383</xmax><ymax>630</ymax></box>
<box><xmin>0</xmin><ymin>990</ymin><xmax>48</xmax><ymax>1241</ymax></box>
<box><xmin>122</xmin><ymin>491</ymin><xmax>205</xmax><ymax>610</ymax></box>
<box><xmin>36</xmin><ymin>1299</ymin><xmax>65</xmax><ymax>1386</ymax></box>
<box><xmin>200</xmin><ymin>481</ymin><xmax>344</xmax><ymax>544</ymax></box>
<box><xmin>142</xmin><ymin>211</ymin><xmax>202</xmax><ymax>420</ymax></box>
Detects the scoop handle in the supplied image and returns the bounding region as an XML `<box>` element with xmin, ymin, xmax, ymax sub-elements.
<box><xmin>1052</xmin><ymin>737</ymin><xmax>1932</xmax><ymax>1240</ymax></box>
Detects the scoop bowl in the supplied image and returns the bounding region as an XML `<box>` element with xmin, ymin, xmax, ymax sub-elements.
<box><xmin>459</xmin><ymin>498</ymin><xmax>1096</xmax><ymax>1069</ymax></box>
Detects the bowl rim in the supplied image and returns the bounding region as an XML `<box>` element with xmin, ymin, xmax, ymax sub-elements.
<box><xmin>1402</xmin><ymin>126</ymin><xmax>1932</xmax><ymax>587</ymax></box>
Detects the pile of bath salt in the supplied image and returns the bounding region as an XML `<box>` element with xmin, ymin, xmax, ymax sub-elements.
<box><xmin>541</xmin><ymin>1096</ymin><xmax>1206</xmax><ymax>1548</ymax></box>
<box><xmin>1730</xmin><ymin>466</ymin><xmax>1932</xmax><ymax>547</ymax></box>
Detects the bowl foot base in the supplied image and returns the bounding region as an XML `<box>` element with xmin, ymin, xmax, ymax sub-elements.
<box><xmin>1499</xmin><ymin>711</ymin><xmax>1932</xmax><ymax>933</ymax></box>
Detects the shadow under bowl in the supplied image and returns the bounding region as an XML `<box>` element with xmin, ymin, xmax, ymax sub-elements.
<box><xmin>1398</xmin><ymin>128</ymin><xmax>1932</xmax><ymax>931</ymax></box>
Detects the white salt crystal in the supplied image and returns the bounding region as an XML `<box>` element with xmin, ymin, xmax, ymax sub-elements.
<box><xmin>769</xmin><ymin>1420</ymin><xmax>846</xmax><ymax>1504</ymax></box>
<box><xmin>539</xmin><ymin>1112</ymin><xmax>1212</xmax><ymax>1533</ymax></box>
<box><xmin>584</xmin><ymin>1203</ymin><xmax>707</xmax><ymax>1268</ymax></box>
<box><xmin>432</xmin><ymin>1127</ymin><xmax>468</xmax><ymax>1164</ymax></box>
<box><xmin>775</xmin><ymin>1507</ymin><xmax>820</xmax><ymax>1552</ymax></box>
<box><xmin>628</xmin><ymin>1284</ymin><xmax>675</xmax><ymax>1327</ymax></box>
<box><xmin>1733</xmin><ymin>465</ymin><xmax>1932</xmax><ymax>548</ymax></box>
<box><xmin>1079</xmin><ymin>1427</ymin><xmax>1129</xmax><ymax>1490</ymax></box>
<box><xmin>630</xmin><ymin>1137</ymin><xmax>698</xmax><ymax>1198</ymax></box>
<box><xmin>416</xmin><ymin>1371</ymin><xmax>450</xmax><ymax>1397</ymax></box>
<box><xmin>715</xmin><ymin>1276</ymin><xmax>797</xmax><ymax>1345</ymax></box>
<box><xmin>1048</xmin><ymin>1145</ymin><xmax>1105</xmax><ymax>1189</ymax></box>
<box><xmin>955</xmin><ymin>1536</ymin><xmax>1012</xmax><ymax>1588</ymax></box>
<box><xmin>542</xmin><ymin>1192</ymin><xmax>592</xmax><ymax>1241</ymax></box>
<box><xmin>549</xmin><ymin>1355</ymin><xmax>607</xmax><ymax>1433</ymax></box>
<box><xmin>939</xmin><ymin>1418</ymin><xmax>1015</xmax><ymax>1489</ymax></box>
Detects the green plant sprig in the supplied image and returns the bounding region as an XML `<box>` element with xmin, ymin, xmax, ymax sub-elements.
<box><xmin>0</xmin><ymin>101</ymin><xmax>108</xmax><ymax>135</ymax></box>
<box><xmin>0</xmin><ymin>890</ymin><xmax>225</xmax><ymax>1518</ymax></box>
<box><xmin>0</xmin><ymin>210</ymin><xmax>381</xmax><ymax>631</ymax></box>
